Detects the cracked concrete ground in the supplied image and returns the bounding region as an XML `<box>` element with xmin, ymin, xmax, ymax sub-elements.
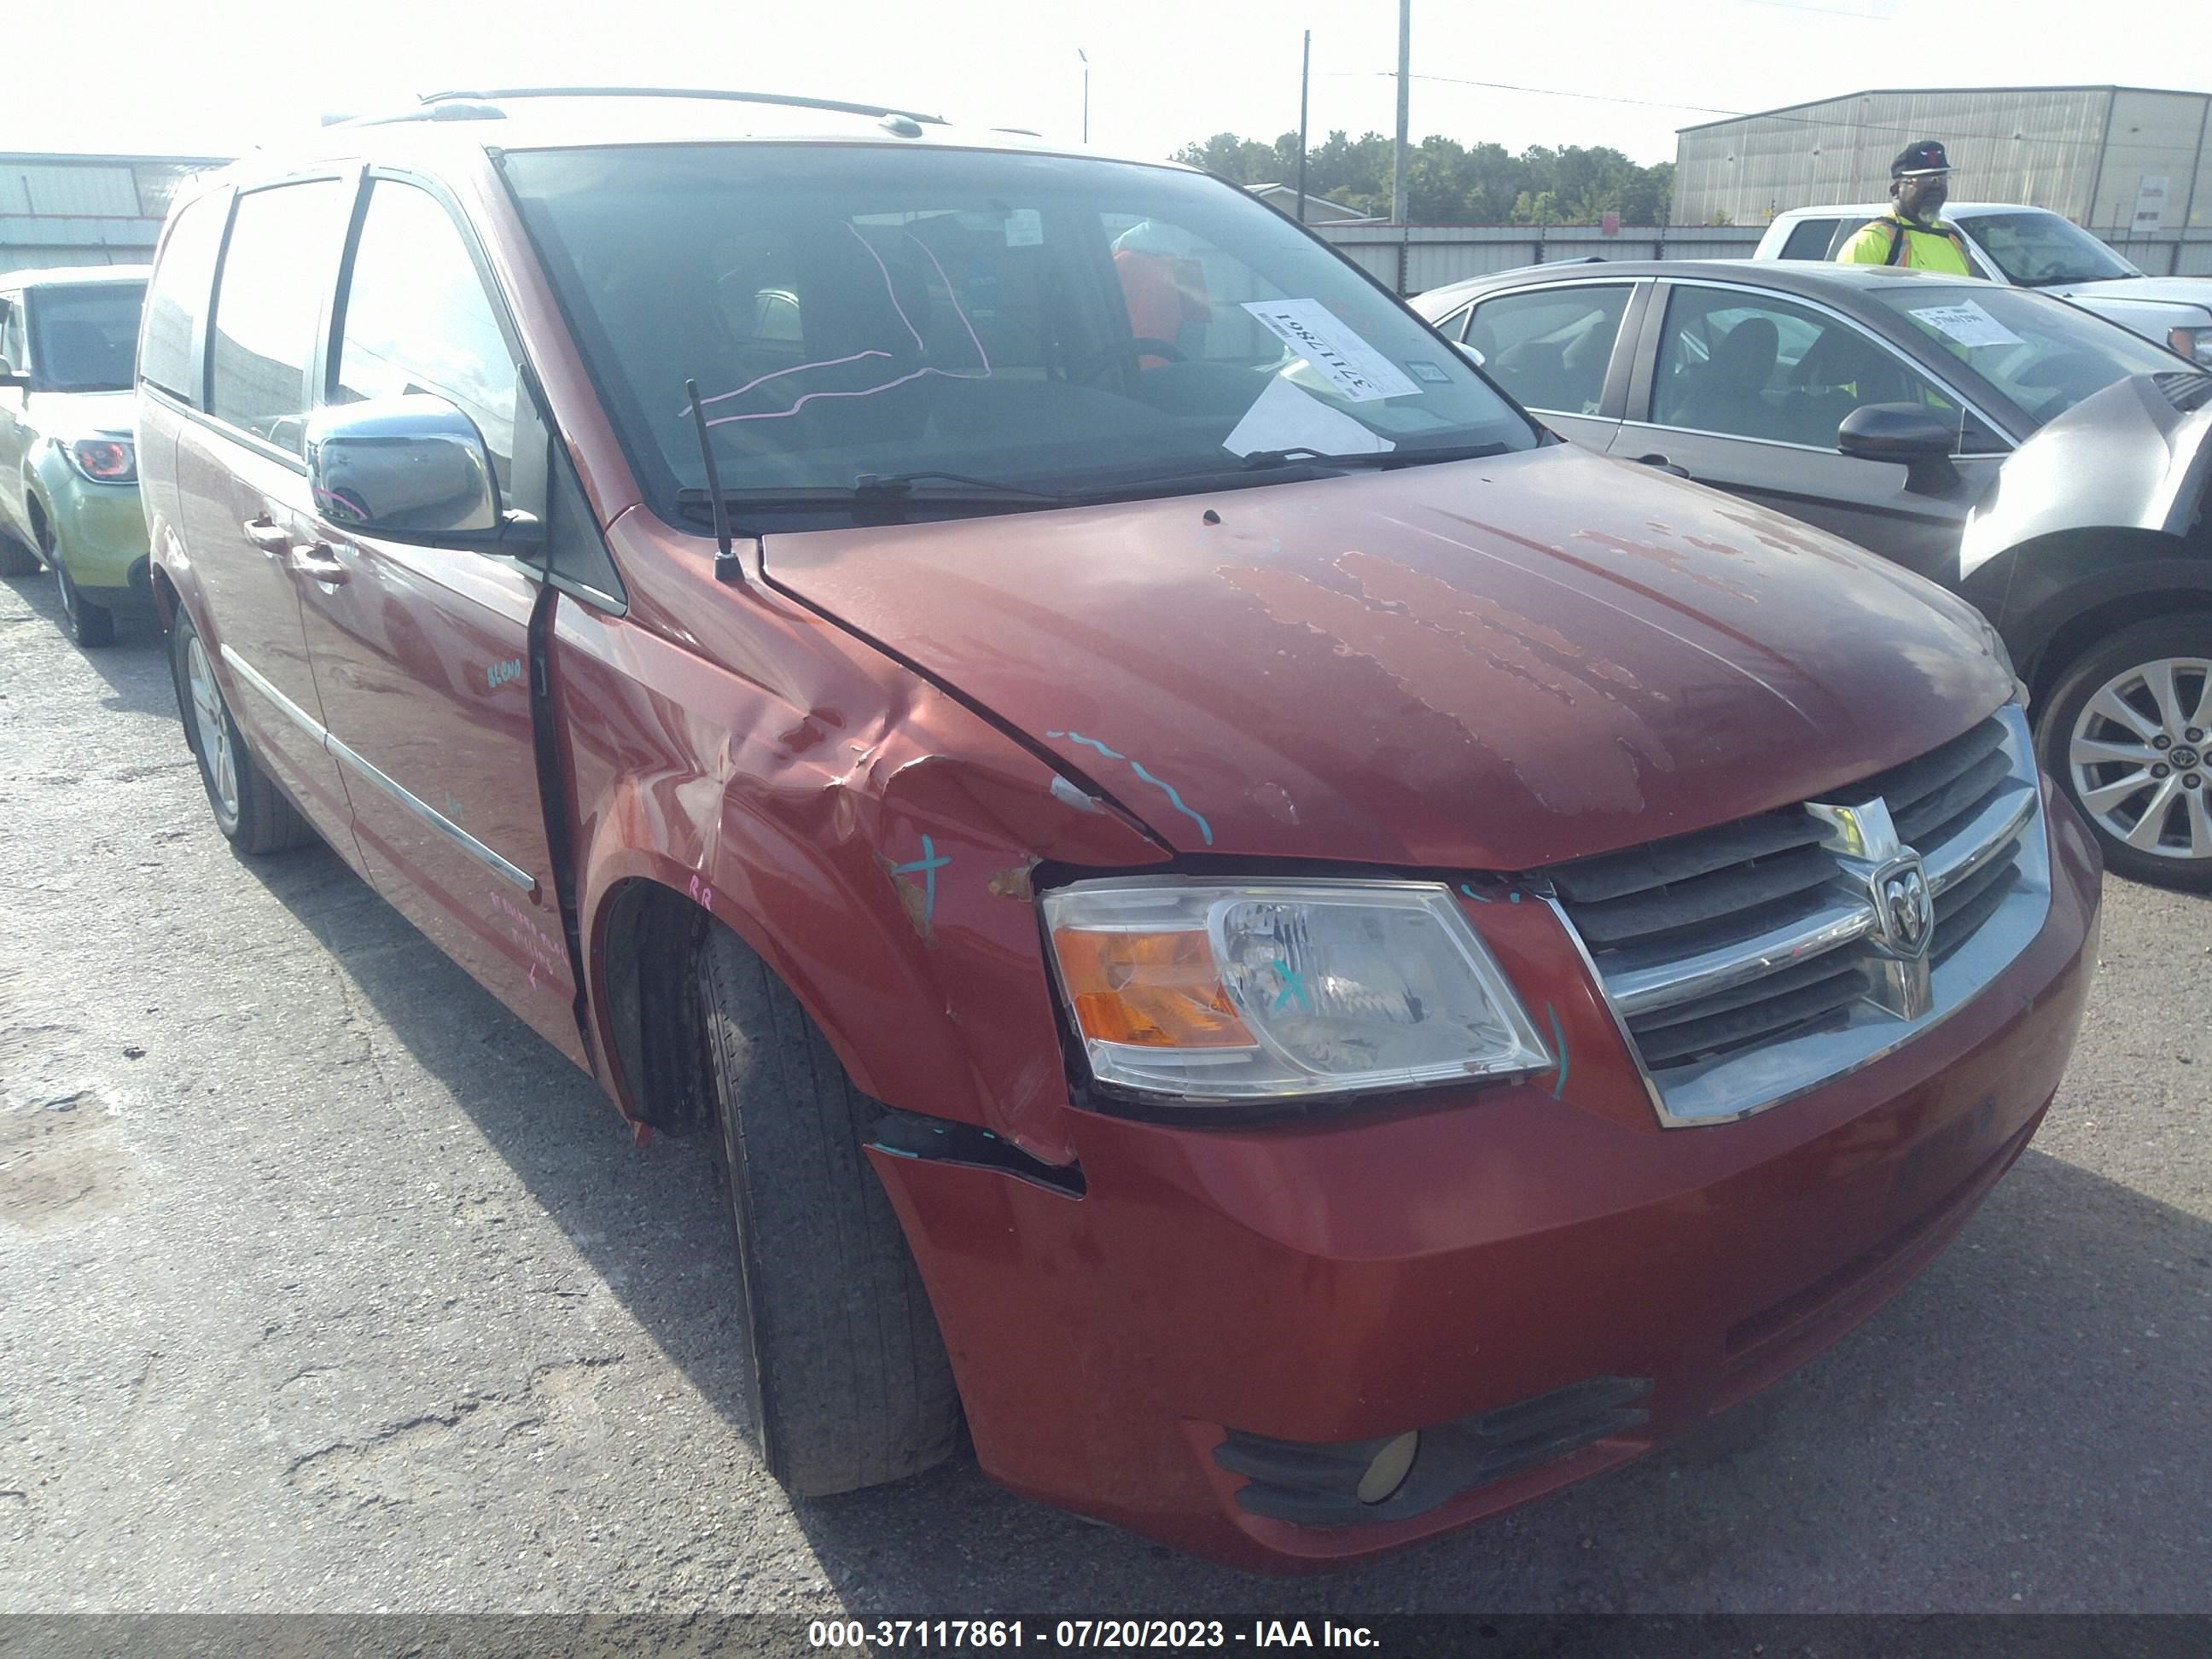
<box><xmin>1</xmin><ymin>570</ymin><xmax>2207</xmax><ymax>1615</ymax></box>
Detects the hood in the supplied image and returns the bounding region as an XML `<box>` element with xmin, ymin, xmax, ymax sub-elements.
<box><xmin>26</xmin><ymin>387</ymin><xmax>136</xmax><ymax>437</ymax></box>
<box><xmin>1960</xmin><ymin>371</ymin><xmax>2212</xmax><ymax>580</ymax></box>
<box><xmin>764</xmin><ymin>450</ymin><xmax>2013</xmax><ymax>869</ymax></box>
<box><xmin>2042</xmin><ymin>276</ymin><xmax>2212</xmax><ymax>321</ymax></box>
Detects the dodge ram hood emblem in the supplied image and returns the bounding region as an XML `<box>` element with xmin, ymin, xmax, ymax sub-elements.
<box><xmin>1872</xmin><ymin>855</ymin><xmax>1935</xmax><ymax>958</ymax></box>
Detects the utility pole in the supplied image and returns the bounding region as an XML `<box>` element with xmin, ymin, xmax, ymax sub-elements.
<box><xmin>1391</xmin><ymin>0</ymin><xmax>1410</xmax><ymax>224</ymax></box>
<box><xmin>1295</xmin><ymin>30</ymin><xmax>1312</xmax><ymax>224</ymax></box>
<box><xmin>1077</xmin><ymin>48</ymin><xmax>1089</xmax><ymax>144</ymax></box>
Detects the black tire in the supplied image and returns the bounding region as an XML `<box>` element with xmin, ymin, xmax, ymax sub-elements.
<box><xmin>0</xmin><ymin>529</ymin><xmax>38</xmax><ymax>578</ymax></box>
<box><xmin>696</xmin><ymin>923</ymin><xmax>963</xmax><ymax>1495</ymax></box>
<box><xmin>2035</xmin><ymin>616</ymin><xmax>2212</xmax><ymax>891</ymax></box>
<box><xmin>55</xmin><ymin>557</ymin><xmax>117</xmax><ymax>649</ymax></box>
<box><xmin>170</xmin><ymin>611</ymin><xmax>318</xmax><ymax>855</ymax></box>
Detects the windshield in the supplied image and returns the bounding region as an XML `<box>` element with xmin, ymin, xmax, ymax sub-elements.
<box><xmin>1867</xmin><ymin>282</ymin><xmax>2196</xmax><ymax>428</ymax></box>
<box><xmin>500</xmin><ymin>146</ymin><xmax>1533</xmax><ymax>523</ymax></box>
<box><xmin>27</xmin><ymin>283</ymin><xmax>145</xmax><ymax>393</ymax></box>
<box><xmin>1965</xmin><ymin>211</ymin><xmax>2138</xmax><ymax>287</ymax></box>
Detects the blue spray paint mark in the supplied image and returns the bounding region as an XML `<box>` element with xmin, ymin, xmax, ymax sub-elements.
<box><xmin>1271</xmin><ymin>963</ymin><xmax>1312</xmax><ymax>1013</ymax></box>
<box><xmin>869</xmin><ymin>1143</ymin><xmax>920</xmax><ymax>1159</ymax></box>
<box><xmin>1545</xmin><ymin>1004</ymin><xmax>1569</xmax><ymax>1101</ymax></box>
<box><xmin>1509</xmin><ymin>892</ymin><xmax>1522</xmax><ymax>904</ymax></box>
<box><xmin>893</xmin><ymin>834</ymin><xmax>951</xmax><ymax>925</ymax></box>
<box><xmin>1458</xmin><ymin>882</ymin><xmax>1492</xmax><ymax>904</ymax></box>
<box><xmin>1048</xmin><ymin>732</ymin><xmax>1215</xmax><ymax>847</ymax></box>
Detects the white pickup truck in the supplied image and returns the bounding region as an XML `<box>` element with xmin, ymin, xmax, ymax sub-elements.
<box><xmin>1755</xmin><ymin>202</ymin><xmax>2212</xmax><ymax>366</ymax></box>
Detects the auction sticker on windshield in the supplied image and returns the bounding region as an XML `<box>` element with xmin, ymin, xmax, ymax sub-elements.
<box><xmin>1908</xmin><ymin>300</ymin><xmax>2026</xmax><ymax>349</ymax></box>
<box><xmin>1243</xmin><ymin>300</ymin><xmax>1421</xmax><ymax>401</ymax></box>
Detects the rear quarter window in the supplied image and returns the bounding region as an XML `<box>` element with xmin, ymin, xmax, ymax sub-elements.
<box><xmin>1777</xmin><ymin>219</ymin><xmax>1844</xmax><ymax>261</ymax></box>
<box><xmin>141</xmin><ymin>190</ymin><xmax>230</xmax><ymax>407</ymax></box>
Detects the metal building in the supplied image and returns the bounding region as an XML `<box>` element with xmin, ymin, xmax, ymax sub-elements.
<box><xmin>1</xmin><ymin>153</ymin><xmax>230</xmax><ymax>277</ymax></box>
<box><xmin>1673</xmin><ymin>86</ymin><xmax>2212</xmax><ymax>232</ymax></box>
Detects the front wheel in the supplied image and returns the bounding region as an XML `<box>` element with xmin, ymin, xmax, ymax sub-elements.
<box><xmin>2036</xmin><ymin>618</ymin><xmax>2212</xmax><ymax>890</ymax></box>
<box><xmin>696</xmin><ymin>923</ymin><xmax>963</xmax><ymax>1495</ymax></box>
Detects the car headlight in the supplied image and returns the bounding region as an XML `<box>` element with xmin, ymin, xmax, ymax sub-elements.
<box><xmin>64</xmin><ymin>436</ymin><xmax>137</xmax><ymax>483</ymax></box>
<box><xmin>1040</xmin><ymin>876</ymin><xmax>1551</xmax><ymax>1103</ymax></box>
<box><xmin>2167</xmin><ymin>325</ymin><xmax>2212</xmax><ymax>367</ymax></box>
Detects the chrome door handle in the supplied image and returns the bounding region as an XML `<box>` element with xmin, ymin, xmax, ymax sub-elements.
<box><xmin>242</xmin><ymin>516</ymin><xmax>292</xmax><ymax>555</ymax></box>
<box><xmin>288</xmin><ymin>543</ymin><xmax>350</xmax><ymax>585</ymax></box>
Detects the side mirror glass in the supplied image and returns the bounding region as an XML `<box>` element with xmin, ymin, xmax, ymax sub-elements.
<box><xmin>305</xmin><ymin>395</ymin><xmax>536</xmax><ymax>547</ymax></box>
<box><xmin>1837</xmin><ymin>402</ymin><xmax>1959</xmax><ymax>495</ymax></box>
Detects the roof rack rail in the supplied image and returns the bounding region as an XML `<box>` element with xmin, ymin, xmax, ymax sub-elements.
<box><xmin>416</xmin><ymin>87</ymin><xmax>948</xmax><ymax>125</ymax></box>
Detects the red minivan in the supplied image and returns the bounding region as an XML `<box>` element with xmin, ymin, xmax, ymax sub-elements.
<box><xmin>137</xmin><ymin>90</ymin><xmax>2100</xmax><ymax>1571</ymax></box>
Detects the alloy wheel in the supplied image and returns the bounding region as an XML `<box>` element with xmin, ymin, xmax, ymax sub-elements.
<box><xmin>2067</xmin><ymin>655</ymin><xmax>2212</xmax><ymax>862</ymax></box>
<box><xmin>185</xmin><ymin>633</ymin><xmax>240</xmax><ymax>820</ymax></box>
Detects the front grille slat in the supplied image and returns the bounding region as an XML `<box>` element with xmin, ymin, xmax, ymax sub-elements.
<box><xmin>1541</xmin><ymin>710</ymin><xmax>2046</xmax><ymax>1122</ymax></box>
<box><xmin>1633</xmin><ymin>968</ymin><xmax>1867</xmax><ymax>1068</ymax></box>
<box><xmin>1564</xmin><ymin>844</ymin><xmax>1837</xmax><ymax>951</ymax></box>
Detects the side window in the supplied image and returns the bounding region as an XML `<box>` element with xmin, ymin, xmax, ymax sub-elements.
<box><xmin>333</xmin><ymin>179</ymin><xmax>516</xmax><ymax>480</ymax></box>
<box><xmin>140</xmin><ymin>191</ymin><xmax>230</xmax><ymax>405</ymax></box>
<box><xmin>209</xmin><ymin>179</ymin><xmax>352</xmax><ymax>453</ymax></box>
<box><xmin>0</xmin><ymin>296</ymin><xmax>24</xmax><ymax>374</ymax></box>
<box><xmin>1428</xmin><ymin>304</ymin><xmax>1472</xmax><ymax>344</ymax></box>
<box><xmin>1778</xmin><ymin>219</ymin><xmax>1842</xmax><ymax>261</ymax></box>
<box><xmin>1463</xmin><ymin>285</ymin><xmax>1633</xmax><ymax>415</ymax></box>
<box><xmin>1652</xmin><ymin>286</ymin><xmax>1975</xmax><ymax>451</ymax></box>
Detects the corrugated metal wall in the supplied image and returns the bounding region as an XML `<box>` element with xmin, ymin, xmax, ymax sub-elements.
<box><xmin>1674</xmin><ymin>87</ymin><xmax>2211</xmax><ymax>230</ymax></box>
<box><xmin>0</xmin><ymin>154</ymin><xmax>222</xmax><ymax>278</ymax></box>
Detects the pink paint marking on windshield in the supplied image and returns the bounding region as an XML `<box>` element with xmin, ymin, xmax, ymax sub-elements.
<box><xmin>850</xmin><ymin>225</ymin><xmax>926</xmax><ymax>353</ymax></box>
<box><xmin>905</xmin><ymin>231</ymin><xmax>992</xmax><ymax>373</ymax></box>
<box><xmin>691</xmin><ymin>350</ymin><xmax>894</xmax><ymax>413</ymax></box>
<box><xmin>690</xmin><ymin>219</ymin><xmax>996</xmax><ymax>428</ymax></box>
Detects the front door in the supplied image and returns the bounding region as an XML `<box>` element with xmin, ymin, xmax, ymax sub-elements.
<box><xmin>183</xmin><ymin>177</ymin><xmax>358</xmax><ymax>842</ymax></box>
<box><xmin>1458</xmin><ymin>281</ymin><xmax>1640</xmax><ymax>452</ymax></box>
<box><xmin>292</xmin><ymin>174</ymin><xmax>584</xmax><ymax>1064</ymax></box>
<box><xmin>1615</xmin><ymin>281</ymin><xmax>2005</xmax><ymax>583</ymax></box>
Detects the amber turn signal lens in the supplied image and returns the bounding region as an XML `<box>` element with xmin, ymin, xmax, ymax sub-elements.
<box><xmin>1049</xmin><ymin>927</ymin><xmax>1254</xmax><ymax>1048</ymax></box>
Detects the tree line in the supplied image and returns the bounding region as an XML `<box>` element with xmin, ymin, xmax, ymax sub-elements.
<box><xmin>1171</xmin><ymin>131</ymin><xmax>1676</xmax><ymax>225</ymax></box>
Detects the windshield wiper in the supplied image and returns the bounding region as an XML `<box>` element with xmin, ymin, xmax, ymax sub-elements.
<box><xmin>1235</xmin><ymin>442</ymin><xmax>1511</xmax><ymax>471</ymax></box>
<box><xmin>676</xmin><ymin>473</ymin><xmax>1080</xmax><ymax>527</ymax></box>
<box><xmin>851</xmin><ymin>470</ymin><xmax>1076</xmax><ymax>502</ymax></box>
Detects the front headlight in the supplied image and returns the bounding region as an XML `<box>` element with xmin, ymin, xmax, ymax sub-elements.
<box><xmin>64</xmin><ymin>436</ymin><xmax>137</xmax><ymax>484</ymax></box>
<box><xmin>2167</xmin><ymin>325</ymin><xmax>2212</xmax><ymax>367</ymax></box>
<box><xmin>1040</xmin><ymin>877</ymin><xmax>1551</xmax><ymax>1103</ymax></box>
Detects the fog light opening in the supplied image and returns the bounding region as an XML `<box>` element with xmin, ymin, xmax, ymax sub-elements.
<box><xmin>1356</xmin><ymin>1431</ymin><xmax>1420</xmax><ymax>1505</ymax></box>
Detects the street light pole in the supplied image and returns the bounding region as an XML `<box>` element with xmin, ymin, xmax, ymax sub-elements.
<box><xmin>1296</xmin><ymin>29</ymin><xmax>1311</xmax><ymax>224</ymax></box>
<box><xmin>1077</xmin><ymin>48</ymin><xmax>1089</xmax><ymax>144</ymax></box>
<box><xmin>1392</xmin><ymin>0</ymin><xmax>1410</xmax><ymax>224</ymax></box>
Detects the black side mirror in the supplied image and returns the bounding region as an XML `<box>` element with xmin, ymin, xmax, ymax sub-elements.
<box><xmin>1837</xmin><ymin>403</ymin><xmax>1959</xmax><ymax>496</ymax></box>
<box><xmin>0</xmin><ymin>360</ymin><xmax>29</xmax><ymax>390</ymax></box>
<box><xmin>304</xmin><ymin>394</ymin><xmax>541</xmax><ymax>552</ymax></box>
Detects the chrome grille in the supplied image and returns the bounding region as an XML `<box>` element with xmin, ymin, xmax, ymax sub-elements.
<box><xmin>1545</xmin><ymin>705</ymin><xmax>2050</xmax><ymax>1126</ymax></box>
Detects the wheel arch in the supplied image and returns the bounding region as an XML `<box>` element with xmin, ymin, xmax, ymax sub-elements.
<box><xmin>1960</xmin><ymin>527</ymin><xmax>2212</xmax><ymax>699</ymax></box>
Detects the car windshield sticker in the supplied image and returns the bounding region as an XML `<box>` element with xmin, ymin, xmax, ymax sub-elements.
<box><xmin>1909</xmin><ymin>300</ymin><xmax>2024</xmax><ymax>349</ymax></box>
<box><xmin>1242</xmin><ymin>300</ymin><xmax>1422</xmax><ymax>402</ymax></box>
<box><xmin>1223</xmin><ymin>374</ymin><xmax>1395</xmax><ymax>457</ymax></box>
<box><xmin>1406</xmin><ymin>359</ymin><xmax>1452</xmax><ymax>384</ymax></box>
<box><xmin>1004</xmin><ymin>209</ymin><xmax>1044</xmax><ymax>247</ymax></box>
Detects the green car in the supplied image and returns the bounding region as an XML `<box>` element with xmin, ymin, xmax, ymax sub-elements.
<box><xmin>0</xmin><ymin>266</ymin><xmax>152</xmax><ymax>646</ymax></box>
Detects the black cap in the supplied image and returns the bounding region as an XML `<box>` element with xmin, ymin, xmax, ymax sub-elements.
<box><xmin>1891</xmin><ymin>140</ymin><xmax>1951</xmax><ymax>178</ymax></box>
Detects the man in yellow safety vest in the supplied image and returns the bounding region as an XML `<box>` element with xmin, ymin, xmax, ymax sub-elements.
<box><xmin>1836</xmin><ymin>141</ymin><xmax>1974</xmax><ymax>275</ymax></box>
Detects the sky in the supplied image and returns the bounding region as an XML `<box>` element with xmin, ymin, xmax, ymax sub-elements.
<box><xmin>6</xmin><ymin>0</ymin><xmax>2207</xmax><ymax>170</ymax></box>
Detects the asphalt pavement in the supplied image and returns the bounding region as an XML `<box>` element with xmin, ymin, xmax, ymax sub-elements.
<box><xmin>2</xmin><ymin>570</ymin><xmax>2207</xmax><ymax>1616</ymax></box>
